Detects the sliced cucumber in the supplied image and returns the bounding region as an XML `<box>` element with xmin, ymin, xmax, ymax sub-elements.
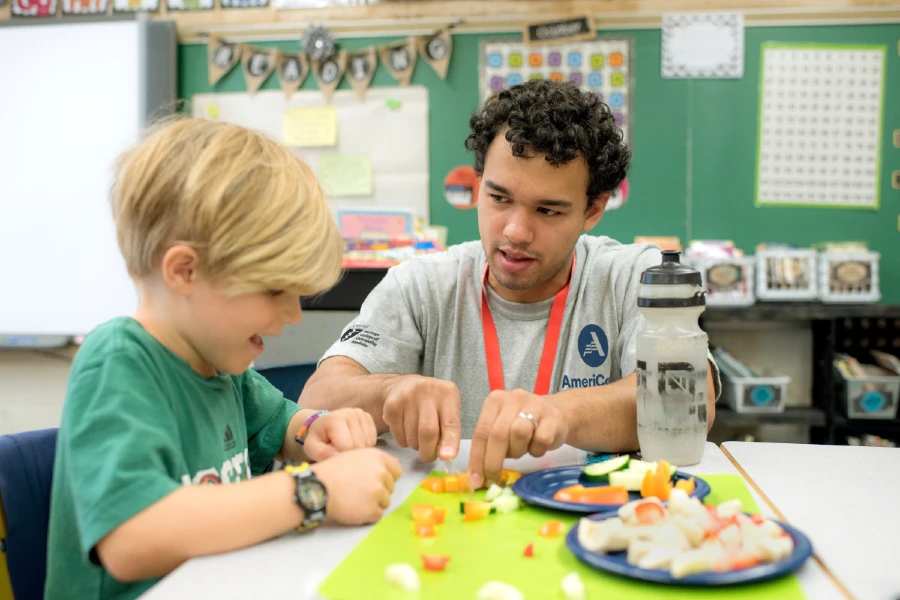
<box><xmin>608</xmin><ymin>470</ymin><xmax>645</xmax><ymax>492</ymax></box>
<box><xmin>484</xmin><ymin>483</ymin><xmax>504</xmax><ymax>502</ymax></box>
<box><xmin>491</xmin><ymin>494</ymin><xmax>521</xmax><ymax>514</ymax></box>
<box><xmin>583</xmin><ymin>454</ymin><xmax>631</xmax><ymax>482</ymax></box>
<box><xmin>626</xmin><ymin>459</ymin><xmax>677</xmax><ymax>478</ymax></box>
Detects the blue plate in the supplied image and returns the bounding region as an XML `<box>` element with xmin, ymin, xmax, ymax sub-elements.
<box><xmin>566</xmin><ymin>511</ymin><xmax>814</xmax><ymax>586</ymax></box>
<box><xmin>511</xmin><ymin>466</ymin><xmax>710</xmax><ymax>514</ymax></box>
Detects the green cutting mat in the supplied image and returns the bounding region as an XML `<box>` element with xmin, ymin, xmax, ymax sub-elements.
<box><xmin>319</xmin><ymin>473</ymin><xmax>806</xmax><ymax>600</ymax></box>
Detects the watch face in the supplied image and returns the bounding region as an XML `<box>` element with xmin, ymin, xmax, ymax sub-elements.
<box><xmin>299</xmin><ymin>480</ymin><xmax>327</xmax><ymax>511</ymax></box>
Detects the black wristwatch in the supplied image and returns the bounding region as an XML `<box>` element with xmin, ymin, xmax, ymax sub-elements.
<box><xmin>284</xmin><ymin>462</ymin><xmax>327</xmax><ymax>532</ymax></box>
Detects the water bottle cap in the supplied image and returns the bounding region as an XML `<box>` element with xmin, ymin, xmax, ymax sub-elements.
<box><xmin>637</xmin><ymin>250</ymin><xmax>705</xmax><ymax>308</ymax></box>
<box><xmin>640</xmin><ymin>250</ymin><xmax>703</xmax><ymax>285</ymax></box>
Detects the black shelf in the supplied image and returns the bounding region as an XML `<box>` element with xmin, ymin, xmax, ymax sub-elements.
<box><xmin>831</xmin><ymin>415</ymin><xmax>900</xmax><ymax>437</ymax></box>
<box><xmin>715</xmin><ymin>406</ymin><xmax>827</xmax><ymax>427</ymax></box>
<box><xmin>703</xmin><ymin>303</ymin><xmax>900</xmax><ymax>323</ymax></box>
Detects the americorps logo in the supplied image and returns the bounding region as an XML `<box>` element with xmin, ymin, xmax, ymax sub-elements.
<box><xmin>578</xmin><ymin>324</ymin><xmax>609</xmax><ymax>368</ymax></box>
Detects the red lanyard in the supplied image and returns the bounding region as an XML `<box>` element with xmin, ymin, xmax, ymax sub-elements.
<box><xmin>481</xmin><ymin>257</ymin><xmax>574</xmax><ymax>396</ymax></box>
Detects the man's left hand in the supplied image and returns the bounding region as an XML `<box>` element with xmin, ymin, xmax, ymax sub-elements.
<box><xmin>467</xmin><ymin>389</ymin><xmax>568</xmax><ymax>489</ymax></box>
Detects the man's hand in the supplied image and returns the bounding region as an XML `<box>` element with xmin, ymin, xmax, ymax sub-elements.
<box><xmin>467</xmin><ymin>389</ymin><xmax>568</xmax><ymax>489</ymax></box>
<box><xmin>382</xmin><ymin>375</ymin><xmax>462</xmax><ymax>463</ymax></box>
<box><xmin>303</xmin><ymin>408</ymin><xmax>378</xmax><ymax>462</ymax></box>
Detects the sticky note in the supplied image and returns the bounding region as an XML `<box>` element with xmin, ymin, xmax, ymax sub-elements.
<box><xmin>318</xmin><ymin>154</ymin><xmax>373</xmax><ymax>197</ymax></box>
<box><xmin>385</xmin><ymin>98</ymin><xmax>403</xmax><ymax>110</ymax></box>
<box><xmin>283</xmin><ymin>106</ymin><xmax>337</xmax><ymax>147</ymax></box>
<box><xmin>205</xmin><ymin>103</ymin><xmax>220</xmax><ymax>119</ymax></box>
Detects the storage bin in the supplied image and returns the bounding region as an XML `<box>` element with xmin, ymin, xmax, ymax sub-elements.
<box><xmin>819</xmin><ymin>251</ymin><xmax>881</xmax><ymax>304</ymax></box>
<box><xmin>690</xmin><ymin>256</ymin><xmax>755</xmax><ymax>307</ymax></box>
<box><xmin>836</xmin><ymin>363</ymin><xmax>900</xmax><ymax>420</ymax></box>
<box><xmin>755</xmin><ymin>248</ymin><xmax>818</xmax><ymax>301</ymax></box>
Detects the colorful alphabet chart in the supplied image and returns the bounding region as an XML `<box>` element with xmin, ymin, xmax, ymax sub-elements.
<box><xmin>480</xmin><ymin>37</ymin><xmax>633</xmax><ymax>143</ymax></box>
<box><xmin>756</xmin><ymin>43</ymin><xmax>885</xmax><ymax>209</ymax></box>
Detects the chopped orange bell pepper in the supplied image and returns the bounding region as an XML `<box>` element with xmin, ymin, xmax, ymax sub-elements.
<box><xmin>674</xmin><ymin>477</ymin><xmax>695</xmax><ymax>495</ymax></box>
<box><xmin>463</xmin><ymin>501</ymin><xmax>493</xmax><ymax>522</ymax></box>
<box><xmin>640</xmin><ymin>469</ymin><xmax>655</xmax><ymax>498</ymax></box>
<box><xmin>421</xmin><ymin>477</ymin><xmax>445</xmax><ymax>493</ymax></box>
<box><xmin>432</xmin><ymin>507</ymin><xmax>446</xmax><ymax>524</ymax></box>
<box><xmin>444</xmin><ymin>474</ymin><xmax>460</xmax><ymax>493</ymax></box>
<box><xmin>553</xmin><ymin>484</ymin><xmax>628</xmax><ymax>505</ymax></box>
<box><xmin>538</xmin><ymin>520</ymin><xmax>566</xmax><ymax>538</ymax></box>
<box><xmin>501</xmin><ymin>469</ymin><xmax>522</xmax><ymax>485</ymax></box>
<box><xmin>412</xmin><ymin>504</ymin><xmax>434</xmax><ymax>520</ymax></box>
<box><xmin>415</xmin><ymin>522</ymin><xmax>436</xmax><ymax>537</ymax></box>
<box><xmin>651</xmin><ymin>461</ymin><xmax>673</xmax><ymax>501</ymax></box>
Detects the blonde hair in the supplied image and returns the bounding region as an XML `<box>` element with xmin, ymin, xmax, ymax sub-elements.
<box><xmin>111</xmin><ymin>117</ymin><xmax>343</xmax><ymax>297</ymax></box>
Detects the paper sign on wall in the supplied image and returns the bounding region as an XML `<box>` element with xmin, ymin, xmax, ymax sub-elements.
<box><xmin>283</xmin><ymin>106</ymin><xmax>338</xmax><ymax>147</ymax></box>
<box><xmin>347</xmin><ymin>47</ymin><xmax>377</xmax><ymax>100</ymax></box>
<box><xmin>208</xmin><ymin>37</ymin><xmax>241</xmax><ymax>86</ymax></box>
<box><xmin>337</xmin><ymin>209</ymin><xmax>413</xmax><ymax>239</ymax></box>
<box><xmin>318</xmin><ymin>154</ymin><xmax>374</xmax><ymax>197</ymax></box>
<box><xmin>12</xmin><ymin>0</ymin><xmax>56</xmax><ymax>16</ymax></box>
<box><xmin>379</xmin><ymin>38</ymin><xmax>417</xmax><ymax>86</ymax></box>
<box><xmin>276</xmin><ymin>52</ymin><xmax>308</xmax><ymax>98</ymax></box>
<box><xmin>662</xmin><ymin>12</ymin><xmax>744</xmax><ymax>79</ymax></box>
<box><xmin>311</xmin><ymin>51</ymin><xmax>347</xmax><ymax>103</ymax></box>
<box><xmin>113</xmin><ymin>0</ymin><xmax>158</xmax><ymax>10</ymax></box>
<box><xmin>241</xmin><ymin>46</ymin><xmax>277</xmax><ymax>94</ymax></box>
<box><xmin>417</xmin><ymin>28</ymin><xmax>453</xmax><ymax>79</ymax></box>
<box><xmin>63</xmin><ymin>0</ymin><xmax>106</xmax><ymax>14</ymax></box>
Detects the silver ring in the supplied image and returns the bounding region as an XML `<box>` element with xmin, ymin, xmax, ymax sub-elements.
<box><xmin>517</xmin><ymin>412</ymin><xmax>538</xmax><ymax>428</ymax></box>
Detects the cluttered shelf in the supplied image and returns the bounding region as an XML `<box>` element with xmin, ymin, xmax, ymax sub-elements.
<box><xmin>714</xmin><ymin>406</ymin><xmax>827</xmax><ymax>427</ymax></box>
<box><xmin>703</xmin><ymin>303</ymin><xmax>900</xmax><ymax>322</ymax></box>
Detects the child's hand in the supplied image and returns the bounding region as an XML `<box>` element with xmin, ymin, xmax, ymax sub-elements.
<box><xmin>311</xmin><ymin>447</ymin><xmax>403</xmax><ymax>525</ymax></box>
<box><xmin>303</xmin><ymin>408</ymin><xmax>378</xmax><ymax>462</ymax></box>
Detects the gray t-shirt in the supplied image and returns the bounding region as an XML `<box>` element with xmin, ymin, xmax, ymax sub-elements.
<box><xmin>320</xmin><ymin>235</ymin><xmax>719</xmax><ymax>438</ymax></box>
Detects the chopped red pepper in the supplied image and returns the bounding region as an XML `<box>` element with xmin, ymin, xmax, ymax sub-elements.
<box><xmin>421</xmin><ymin>554</ymin><xmax>451</xmax><ymax>572</ymax></box>
<box><xmin>634</xmin><ymin>500</ymin><xmax>666</xmax><ymax>525</ymax></box>
<box><xmin>750</xmin><ymin>514</ymin><xmax>766</xmax><ymax>525</ymax></box>
<box><xmin>523</xmin><ymin>543</ymin><xmax>534</xmax><ymax>558</ymax></box>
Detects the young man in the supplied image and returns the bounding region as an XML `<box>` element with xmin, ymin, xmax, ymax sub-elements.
<box><xmin>302</xmin><ymin>80</ymin><xmax>719</xmax><ymax>489</ymax></box>
<box><xmin>45</xmin><ymin>118</ymin><xmax>401</xmax><ymax>600</ymax></box>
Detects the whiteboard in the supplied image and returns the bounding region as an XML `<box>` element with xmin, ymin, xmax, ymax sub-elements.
<box><xmin>190</xmin><ymin>87</ymin><xmax>430</xmax><ymax>222</ymax></box>
<box><xmin>0</xmin><ymin>19</ymin><xmax>175</xmax><ymax>337</ymax></box>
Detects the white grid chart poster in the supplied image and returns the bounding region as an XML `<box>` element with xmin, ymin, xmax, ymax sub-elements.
<box><xmin>756</xmin><ymin>43</ymin><xmax>885</xmax><ymax>209</ymax></box>
<box><xmin>479</xmin><ymin>38</ymin><xmax>633</xmax><ymax>143</ymax></box>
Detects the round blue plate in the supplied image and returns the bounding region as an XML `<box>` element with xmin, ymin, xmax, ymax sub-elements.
<box><xmin>511</xmin><ymin>466</ymin><xmax>710</xmax><ymax>514</ymax></box>
<box><xmin>565</xmin><ymin>511</ymin><xmax>814</xmax><ymax>586</ymax></box>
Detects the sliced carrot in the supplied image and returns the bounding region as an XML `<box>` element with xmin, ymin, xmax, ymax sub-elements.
<box><xmin>432</xmin><ymin>507</ymin><xmax>446</xmax><ymax>524</ymax></box>
<box><xmin>415</xmin><ymin>522</ymin><xmax>436</xmax><ymax>537</ymax></box>
<box><xmin>553</xmin><ymin>484</ymin><xmax>584</xmax><ymax>502</ymax></box>
<box><xmin>463</xmin><ymin>501</ymin><xmax>493</xmax><ymax>522</ymax></box>
<box><xmin>538</xmin><ymin>520</ymin><xmax>566</xmax><ymax>538</ymax></box>
<box><xmin>523</xmin><ymin>543</ymin><xmax>534</xmax><ymax>557</ymax></box>
<box><xmin>674</xmin><ymin>477</ymin><xmax>695</xmax><ymax>495</ymax></box>
<box><xmin>421</xmin><ymin>477</ymin><xmax>445</xmax><ymax>494</ymax></box>
<box><xmin>421</xmin><ymin>554</ymin><xmax>451</xmax><ymax>572</ymax></box>
<box><xmin>730</xmin><ymin>555</ymin><xmax>760</xmax><ymax>570</ymax></box>
<box><xmin>634</xmin><ymin>500</ymin><xmax>666</xmax><ymax>525</ymax></box>
<box><xmin>444</xmin><ymin>475</ymin><xmax>460</xmax><ymax>493</ymax></box>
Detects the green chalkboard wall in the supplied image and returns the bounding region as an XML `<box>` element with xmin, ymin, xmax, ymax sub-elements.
<box><xmin>179</xmin><ymin>24</ymin><xmax>900</xmax><ymax>302</ymax></box>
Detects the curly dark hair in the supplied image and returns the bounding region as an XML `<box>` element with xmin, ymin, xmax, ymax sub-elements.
<box><xmin>465</xmin><ymin>79</ymin><xmax>631</xmax><ymax>209</ymax></box>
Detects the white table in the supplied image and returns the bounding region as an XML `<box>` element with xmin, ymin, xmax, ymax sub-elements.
<box><xmin>723</xmin><ymin>441</ymin><xmax>900</xmax><ymax>600</ymax></box>
<box><xmin>141</xmin><ymin>440</ymin><xmax>843</xmax><ymax>599</ymax></box>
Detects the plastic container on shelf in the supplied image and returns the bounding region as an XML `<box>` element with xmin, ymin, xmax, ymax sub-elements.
<box><xmin>713</xmin><ymin>347</ymin><xmax>789</xmax><ymax>413</ymax></box>
<box><xmin>818</xmin><ymin>251</ymin><xmax>881</xmax><ymax>304</ymax></box>
<box><xmin>755</xmin><ymin>247</ymin><xmax>818</xmax><ymax>301</ymax></box>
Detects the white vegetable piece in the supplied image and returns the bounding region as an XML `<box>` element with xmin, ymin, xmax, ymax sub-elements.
<box><xmin>669</xmin><ymin>514</ymin><xmax>705</xmax><ymax>547</ymax></box>
<box><xmin>484</xmin><ymin>483</ymin><xmax>504</xmax><ymax>502</ymax></box>
<box><xmin>637</xmin><ymin>546</ymin><xmax>680</xmax><ymax>570</ymax></box>
<box><xmin>717</xmin><ymin>524</ymin><xmax>742</xmax><ymax>553</ymax></box>
<box><xmin>491</xmin><ymin>495</ymin><xmax>521</xmax><ymax>514</ymax></box>
<box><xmin>759</xmin><ymin>519</ymin><xmax>785</xmax><ymax>538</ymax></box>
<box><xmin>561</xmin><ymin>572</ymin><xmax>586</xmax><ymax>600</ymax></box>
<box><xmin>716</xmin><ymin>499</ymin><xmax>743</xmax><ymax>520</ymax></box>
<box><xmin>666</xmin><ymin>488</ymin><xmax>691</xmax><ymax>514</ymax></box>
<box><xmin>578</xmin><ymin>517</ymin><xmax>630</xmax><ymax>553</ymax></box>
<box><xmin>627</xmin><ymin>540</ymin><xmax>654</xmax><ymax>566</ymax></box>
<box><xmin>670</xmin><ymin>548</ymin><xmax>719</xmax><ymax>579</ymax></box>
<box><xmin>385</xmin><ymin>563</ymin><xmax>420</xmax><ymax>591</ymax></box>
<box><xmin>476</xmin><ymin>581</ymin><xmax>525</xmax><ymax>600</ymax></box>
<box><xmin>650</xmin><ymin>524</ymin><xmax>691</xmax><ymax>551</ymax></box>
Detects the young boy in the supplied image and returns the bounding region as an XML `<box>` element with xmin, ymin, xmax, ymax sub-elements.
<box><xmin>44</xmin><ymin>118</ymin><xmax>402</xmax><ymax>600</ymax></box>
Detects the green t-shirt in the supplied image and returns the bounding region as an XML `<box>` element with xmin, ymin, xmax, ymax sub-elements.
<box><xmin>45</xmin><ymin>317</ymin><xmax>302</xmax><ymax>600</ymax></box>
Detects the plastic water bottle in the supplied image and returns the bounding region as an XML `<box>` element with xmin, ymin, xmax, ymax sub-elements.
<box><xmin>635</xmin><ymin>250</ymin><xmax>709</xmax><ymax>466</ymax></box>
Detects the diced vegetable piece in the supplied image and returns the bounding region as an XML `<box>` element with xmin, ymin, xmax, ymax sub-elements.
<box><xmin>653</xmin><ymin>461</ymin><xmax>673</xmax><ymax>501</ymax></box>
<box><xmin>640</xmin><ymin>469</ymin><xmax>655</xmax><ymax>498</ymax></box>
<box><xmin>750</xmin><ymin>513</ymin><xmax>766</xmax><ymax>526</ymax></box>
<box><xmin>457</xmin><ymin>472</ymin><xmax>473</xmax><ymax>491</ymax></box>
<box><xmin>432</xmin><ymin>507</ymin><xmax>446</xmax><ymax>524</ymax></box>
<box><xmin>484</xmin><ymin>483</ymin><xmax>504</xmax><ymax>502</ymax></box>
<box><xmin>501</xmin><ymin>469</ymin><xmax>522</xmax><ymax>485</ymax></box>
<box><xmin>561</xmin><ymin>572</ymin><xmax>586</xmax><ymax>600</ymax></box>
<box><xmin>491</xmin><ymin>494</ymin><xmax>521</xmax><ymax>514</ymax></box>
<box><xmin>609</xmin><ymin>469</ymin><xmax>645</xmax><ymax>491</ymax></box>
<box><xmin>412</xmin><ymin>504</ymin><xmax>434</xmax><ymax>521</ymax></box>
<box><xmin>476</xmin><ymin>581</ymin><xmax>525</xmax><ymax>600</ymax></box>
<box><xmin>523</xmin><ymin>543</ymin><xmax>534</xmax><ymax>558</ymax></box>
<box><xmin>634</xmin><ymin>500</ymin><xmax>666</xmax><ymax>525</ymax></box>
<box><xmin>501</xmin><ymin>486</ymin><xmax>515</xmax><ymax>497</ymax></box>
<box><xmin>464</xmin><ymin>501</ymin><xmax>493</xmax><ymax>522</ymax></box>
<box><xmin>716</xmin><ymin>499</ymin><xmax>743</xmax><ymax>520</ymax></box>
<box><xmin>421</xmin><ymin>554</ymin><xmax>451</xmax><ymax>572</ymax></box>
<box><xmin>674</xmin><ymin>477</ymin><xmax>695</xmax><ymax>495</ymax></box>
<box><xmin>538</xmin><ymin>520</ymin><xmax>566</xmax><ymax>538</ymax></box>
<box><xmin>415</xmin><ymin>522</ymin><xmax>436</xmax><ymax>537</ymax></box>
<box><xmin>553</xmin><ymin>484</ymin><xmax>628</xmax><ymax>505</ymax></box>
<box><xmin>444</xmin><ymin>474</ymin><xmax>460</xmax><ymax>493</ymax></box>
<box><xmin>421</xmin><ymin>477</ymin><xmax>445</xmax><ymax>493</ymax></box>
<box><xmin>385</xmin><ymin>563</ymin><xmax>420</xmax><ymax>591</ymax></box>
<box><xmin>730</xmin><ymin>554</ymin><xmax>761</xmax><ymax>571</ymax></box>
<box><xmin>583</xmin><ymin>454</ymin><xmax>630</xmax><ymax>482</ymax></box>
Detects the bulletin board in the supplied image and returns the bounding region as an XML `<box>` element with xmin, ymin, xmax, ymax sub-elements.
<box><xmin>755</xmin><ymin>43</ymin><xmax>885</xmax><ymax>209</ymax></box>
<box><xmin>191</xmin><ymin>87</ymin><xmax>430</xmax><ymax>222</ymax></box>
<box><xmin>479</xmin><ymin>37</ymin><xmax>633</xmax><ymax>143</ymax></box>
